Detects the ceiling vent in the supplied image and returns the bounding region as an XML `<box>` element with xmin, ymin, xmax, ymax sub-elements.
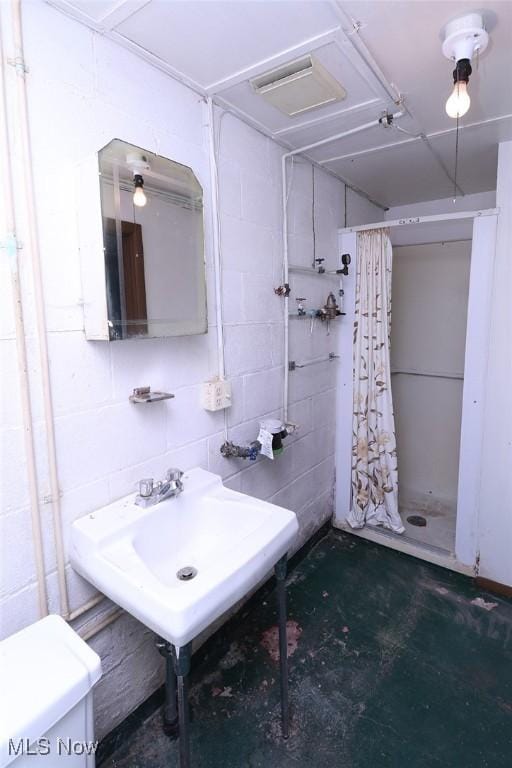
<box><xmin>251</xmin><ymin>55</ymin><xmax>346</xmax><ymax>117</ymax></box>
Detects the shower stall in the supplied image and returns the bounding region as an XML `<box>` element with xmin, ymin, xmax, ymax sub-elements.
<box><xmin>334</xmin><ymin>208</ymin><xmax>498</xmax><ymax>575</ymax></box>
<box><xmin>391</xmin><ymin>238</ymin><xmax>471</xmax><ymax>551</ymax></box>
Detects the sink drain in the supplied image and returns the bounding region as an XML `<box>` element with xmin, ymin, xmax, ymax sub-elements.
<box><xmin>177</xmin><ymin>566</ymin><xmax>198</xmax><ymax>581</ymax></box>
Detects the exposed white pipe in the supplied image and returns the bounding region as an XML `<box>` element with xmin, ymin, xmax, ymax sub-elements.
<box><xmin>283</xmin><ymin>114</ymin><xmax>403</xmax><ymax>158</ymax></box>
<box><xmin>11</xmin><ymin>0</ymin><xmax>70</xmax><ymax>618</ymax></box>
<box><xmin>281</xmin><ymin>112</ymin><xmax>403</xmax><ymax>421</ymax></box>
<box><xmin>67</xmin><ymin>593</ymin><xmax>105</xmax><ymax>621</ymax></box>
<box><xmin>281</xmin><ymin>154</ymin><xmax>290</xmax><ymax>423</ymax></box>
<box><xmin>0</xmin><ymin>13</ymin><xmax>48</xmax><ymax>619</ymax></box>
<box><xmin>207</xmin><ymin>97</ymin><xmax>225</xmax><ymax>381</ymax></box>
<box><xmin>78</xmin><ymin>607</ymin><xmax>123</xmax><ymax>642</ymax></box>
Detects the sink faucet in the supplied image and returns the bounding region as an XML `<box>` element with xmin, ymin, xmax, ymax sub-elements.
<box><xmin>135</xmin><ymin>468</ymin><xmax>184</xmax><ymax>508</ymax></box>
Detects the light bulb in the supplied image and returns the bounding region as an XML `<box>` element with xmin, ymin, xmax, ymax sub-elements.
<box><xmin>133</xmin><ymin>185</ymin><xmax>147</xmax><ymax>207</ymax></box>
<box><xmin>445</xmin><ymin>80</ymin><xmax>470</xmax><ymax>118</ymax></box>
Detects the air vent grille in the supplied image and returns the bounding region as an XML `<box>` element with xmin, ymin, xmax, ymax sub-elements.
<box><xmin>251</xmin><ymin>55</ymin><xmax>346</xmax><ymax>117</ymax></box>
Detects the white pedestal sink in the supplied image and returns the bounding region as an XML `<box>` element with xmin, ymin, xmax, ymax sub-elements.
<box><xmin>71</xmin><ymin>467</ymin><xmax>298</xmax><ymax>647</ymax></box>
<box><xmin>71</xmin><ymin>467</ymin><xmax>298</xmax><ymax>768</ymax></box>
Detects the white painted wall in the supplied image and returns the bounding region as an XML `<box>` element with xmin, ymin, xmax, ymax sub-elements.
<box><xmin>0</xmin><ymin>0</ymin><xmax>382</xmax><ymax>741</ymax></box>
<box><xmin>477</xmin><ymin>141</ymin><xmax>512</xmax><ymax>587</ymax></box>
<box><xmin>391</xmin><ymin>240</ymin><xmax>471</xmax><ymax>510</ymax></box>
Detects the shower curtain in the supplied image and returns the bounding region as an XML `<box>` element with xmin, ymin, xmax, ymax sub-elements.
<box><xmin>348</xmin><ymin>228</ymin><xmax>404</xmax><ymax>533</ymax></box>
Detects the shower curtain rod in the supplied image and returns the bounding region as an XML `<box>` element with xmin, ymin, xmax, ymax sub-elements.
<box><xmin>338</xmin><ymin>207</ymin><xmax>499</xmax><ymax>234</ymax></box>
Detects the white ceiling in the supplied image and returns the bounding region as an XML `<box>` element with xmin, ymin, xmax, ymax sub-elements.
<box><xmin>46</xmin><ymin>0</ymin><xmax>512</xmax><ymax>207</ymax></box>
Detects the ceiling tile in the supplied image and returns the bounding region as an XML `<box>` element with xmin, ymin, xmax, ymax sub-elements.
<box><xmin>115</xmin><ymin>0</ymin><xmax>340</xmax><ymax>88</ymax></box>
<box><xmin>427</xmin><ymin>115</ymin><xmax>512</xmax><ymax>196</ymax></box>
<box><xmin>325</xmin><ymin>139</ymin><xmax>455</xmax><ymax>207</ymax></box>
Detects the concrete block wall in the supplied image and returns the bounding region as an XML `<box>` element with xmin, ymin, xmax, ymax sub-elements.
<box><xmin>0</xmin><ymin>1</ymin><xmax>381</xmax><ymax>739</ymax></box>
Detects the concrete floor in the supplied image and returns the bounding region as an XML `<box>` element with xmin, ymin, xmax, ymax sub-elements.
<box><xmin>400</xmin><ymin>500</ymin><xmax>457</xmax><ymax>552</ymax></box>
<box><xmin>99</xmin><ymin>531</ymin><xmax>512</xmax><ymax>768</ymax></box>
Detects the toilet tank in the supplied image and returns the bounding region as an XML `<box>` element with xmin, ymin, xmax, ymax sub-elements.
<box><xmin>0</xmin><ymin>615</ymin><xmax>102</xmax><ymax>768</ymax></box>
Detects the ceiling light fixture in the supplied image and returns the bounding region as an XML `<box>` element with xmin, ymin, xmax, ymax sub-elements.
<box><xmin>446</xmin><ymin>64</ymin><xmax>471</xmax><ymax>119</ymax></box>
<box><xmin>442</xmin><ymin>13</ymin><xmax>488</xmax><ymax>119</ymax></box>
<box><xmin>126</xmin><ymin>151</ymin><xmax>150</xmax><ymax>208</ymax></box>
<box><xmin>132</xmin><ymin>174</ymin><xmax>147</xmax><ymax>207</ymax></box>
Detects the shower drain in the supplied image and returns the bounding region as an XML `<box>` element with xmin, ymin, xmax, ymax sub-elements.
<box><xmin>407</xmin><ymin>515</ymin><xmax>427</xmax><ymax>527</ymax></box>
<box><xmin>177</xmin><ymin>566</ymin><xmax>198</xmax><ymax>581</ymax></box>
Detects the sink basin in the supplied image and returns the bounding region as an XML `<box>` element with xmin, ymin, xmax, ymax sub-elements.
<box><xmin>71</xmin><ymin>467</ymin><xmax>298</xmax><ymax>647</ymax></box>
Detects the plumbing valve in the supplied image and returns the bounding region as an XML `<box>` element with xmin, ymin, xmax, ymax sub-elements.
<box><xmin>220</xmin><ymin>422</ymin><xmax>298</xmax><ymax>461</ymax></box>
<box><xmin>323</xmin><ymin>292</ymin><xmax>339</xmax><ymax>320</ymax></box>
<box><xmin>247</xmin><ymin>444</ymin><xmax>260</xmax><ymax>461</ymax></box>
<box><xmin>220</xmin><ymin>440</ymin><xmax>261</xmax><ymax>460</ymax></box>
<box><xmin>274</xmin><ymin>283</ymin><xmax>291</xmax><ymax>297</ymax></box>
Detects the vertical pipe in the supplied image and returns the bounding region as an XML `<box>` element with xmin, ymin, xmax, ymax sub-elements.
<box><xmin>281</xmin><ymin>154</ymin><xmax>290</xmax><ymax>423</ymax></box>
<box><xmin>164</xmin><ymin>652</ymin><xmax>179</xmax><ymax>733</ymax></box>
<box><xmin>207</xmin><ymin>97</ymin><xmax>225</xmax><ymax>380</ymax></box>
<box><xmin>0</xmin><ymin>13</ymin><xmax>48</xmax><ymax>618</ymax></box>
<box><xmin>11</xmin><ymin>0</ymin><xmax>70</xmax><ymax>617</ymax></box>
<box><xmin>173</xmin><ymin>643</ymin><xmax>192</xmax><ymax>768</ymax></box>
<box><xmin>177</xmin><ymin>676</ymin><xmax>190</xmax><ymax>768</ymax></box>
<box><xmin>275</xmin><ymin>555</ymin><xmax>289</xmax><ymax>739</ymax></box>
<box><xmin>156</xmin><ymin>638</ymin><xmax>179</xmax><ymax>734</ymax></box>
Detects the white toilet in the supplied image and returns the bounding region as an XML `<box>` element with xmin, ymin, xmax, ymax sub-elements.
<box><xmin>0</xmin><ymin>615</ymin><xmax>102</xmax><ymax>768</ymax></box>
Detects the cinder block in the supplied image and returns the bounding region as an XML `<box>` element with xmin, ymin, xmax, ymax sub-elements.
<box><xmin>0</xmin><ymin>583</ymin><xmax>40</xmax><ymax>640</ymax></box>
<box><xmin>48</xmin><ymin>331</ymin><xmax>112</xmax><ymax>415</ymax></box>
<box><xmin>166</xmin><ymin>385</ymin><xmax>224</xmax><ymax>449</ymax></box>
<box><xmin>110</xmin><ymin>335</ymin><xmax>211</xmax><ymax>401</ymax></box>
<box><xmin>243</xmin><ymin>366</ymin><xmax>283</xmax><ymax>421</ymax></box>
<box><xmin>242</xmin><ymin>274</ymin><xmax>281</xmax><ymax>323</ymax></box>
<box><xmin>218</xmin><ymin>160</ymin><xmax>242</xmax><ymax>218</ymax></box>
<box><xmin>223</xmin><ymin>325</ymin><xmax>273</xmax><ymax>376</ymax></box>
<box><xmin>107</xmin><ymin>438</ymin><xmax>209</xmax><ymax>502</ymax></box>
<box><xmin>220</xmin><ymin>215</ymin><xmax>275</xmax><ymax>275</ymax></box>
<box><xmin>222</xmin><ymin>270</ymin><xmax>244</xmax><ymax>324</ymax></box>
<box><xmin>312</xmin><ymin>388</ymin><xmax>337</xmax><ymax>429</ymax></box>
<box><xmin>240</xmin><ymin>169</ymin><xmax>280</xmax><ymax>230</ymax></box>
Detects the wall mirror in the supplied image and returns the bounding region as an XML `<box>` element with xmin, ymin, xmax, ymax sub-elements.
<box><xmin>97</xmin><ymin>139</ymin><xmax>206</xmax><ymax>340</ymax></box>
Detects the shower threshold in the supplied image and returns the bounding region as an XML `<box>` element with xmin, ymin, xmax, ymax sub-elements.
<box><xmin>334</xmin><ymin>521</ymin><xmax>475</xmax><ymax>577</ymax></box>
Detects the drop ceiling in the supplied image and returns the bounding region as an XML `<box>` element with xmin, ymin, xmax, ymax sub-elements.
<box><xmin>46</xmin><ymin>0</ymin><xmax>512</xmax><ymax>207</ymax></box>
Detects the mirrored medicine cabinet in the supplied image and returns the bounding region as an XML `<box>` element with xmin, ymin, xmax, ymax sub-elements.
<box><xmin>80</xmin><ymin>138</ymin><xmax>207</xmax><ymax>341</ymax></box>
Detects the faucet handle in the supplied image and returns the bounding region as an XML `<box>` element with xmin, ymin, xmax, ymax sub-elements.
<box><xmin>139</xmin><ymin>478</ymin><xmax>154</xmax><ymax>498</ymax></box>
<box><xmin>165</xmin><ymin>468</ymin><xmax>183</xmax><ymax>483</ymax></box>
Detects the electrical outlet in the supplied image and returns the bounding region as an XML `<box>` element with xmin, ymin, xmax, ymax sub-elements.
<box><xmin>201</xmin><ymin>379</ymin><xmax>232</xmax><ymax>411</ymax></box>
